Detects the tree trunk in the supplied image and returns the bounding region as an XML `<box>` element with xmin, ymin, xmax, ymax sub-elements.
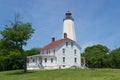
<box><xmin>20</xmin><ymin>42</ymin><xmax>27</xmax><ymax>73</ymax></box>
<box><xmin>23</xmin><ymin>56</ymin><xmax>27</xmax><ymax>73</ymax></box>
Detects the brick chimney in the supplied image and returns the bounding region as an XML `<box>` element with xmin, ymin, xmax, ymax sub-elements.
<box><xmin>52</xmin><ymin>37</ymin><xmax>55</xmax><ymax>42</ymax></box>
<box><xmin>64</xmin><ymin>33</ymin><xmax>67</xmax><ymax>38</ymax></box>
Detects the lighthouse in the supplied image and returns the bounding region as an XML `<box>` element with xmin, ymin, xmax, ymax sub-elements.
<box><xmin>62</xmin><ymin>11</ymin><xmax>76</xmax><ymax>41</ymax></box>
<box><xmin>27</xmin><ymin>11</ymin><xmax>81</xmax><ymax>70</ymax></box>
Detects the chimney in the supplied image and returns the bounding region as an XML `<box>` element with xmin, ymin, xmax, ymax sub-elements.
<box><xmin>64</xmin><ymin>33</ymin><xmax>67</xmax><ymax>38</ymax></box>
<box><xmin>52</xmin><ymin>37</ymin><xmax>55</xmax><ymax>42</ymax></box>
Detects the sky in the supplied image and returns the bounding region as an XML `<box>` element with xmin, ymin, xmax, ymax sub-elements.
<box><xmin>0</xmin><ymin>0</ymin><xmax>120</xmax><ymax>52</ymax></box>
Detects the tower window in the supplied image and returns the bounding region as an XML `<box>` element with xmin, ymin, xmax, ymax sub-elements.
<box><xmin>74</xmin><ymin>58</ymin><xmax>77</xmax><ymax>63</ymax></box>
<box><xmin>63</xmin><ymin>57</ymin><xmax>65</xmax><ymax>63</ymax></box>
<box><xmin>44</xmin><ymin>58</ymin><xmax>47</xmax><ymax>63</ymax></box>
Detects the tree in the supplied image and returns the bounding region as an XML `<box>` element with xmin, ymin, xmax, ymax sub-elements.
<box><xmin>0</xmin><ymin>21</ymin><xmax>34</xmax><ymax>72</ymax></box>
<box><xmin>0</xmin><ymin>39</ymin><xmax>14</xmax><ymax>71</ymax></box>
<box><xmin>83</xmin><ymin>44</ymin><xmax>110</xmax><ymax>68</ymax></box>
<box><xmin>8</xmin><ymin>50</ymin><xmax>23</xmax><ymax>70</ymax></box>
<box><xmin>25</xmin><ymin>48</ymin><xmax>40</xmax><ymax>56</ymax></box>
<box><xmin>110</xmin><ymin>48</ymin><xmax>120</xmax><ymax>68</ymax></box>
<box><xmin>0</xmin><ymin>54</ymin><xmax>6</xmax><ymax>71</ymax></box>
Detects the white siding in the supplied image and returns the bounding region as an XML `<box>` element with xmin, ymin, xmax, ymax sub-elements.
<box><xmin>56</xmin><ymin>41</ymin><xmax>81</xmax><ymax>68</ymax></box>
<box><xmin>42</xmin><ymin>56</ymin><xmax>57</xmax><ymax>69</ymax></box>
<box><xmin>27</xmin><ymin>41</ymin><xmax>81</xmax><ymax>70</ymax></box>
<box><xmin>41</xmin><ymin>49</ymin><xmax>57</xmax><ymax>69</ymax></box>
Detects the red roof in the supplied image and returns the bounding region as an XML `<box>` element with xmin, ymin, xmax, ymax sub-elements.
<box><xmin>41</xmin><ymin>38</ymin><xmax>74</xmax><ymax>50</ymax></box>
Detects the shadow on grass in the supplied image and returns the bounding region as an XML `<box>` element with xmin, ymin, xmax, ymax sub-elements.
<box><xmin>5</xmin><ymin>70</ymin><xmax>34</xmax><ymax>75</ymax></box>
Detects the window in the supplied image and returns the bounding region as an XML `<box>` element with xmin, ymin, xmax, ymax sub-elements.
<box><xmin>63</xmin><ymin>65</ymin><xmax>65</xmax><ymax>67</ymax></box>
<box><xmin>71</xmin><ymin>42</ymin><xmax>73</xmax><ymax>47</ymax></box>
<box><xmin>74</xmin><ymin>58</ymin><xmax>77</xmax><ymax>63</ymax></box>
<box><xmin>46</xmin><ymin>50</ymin><xmax>48</xmax><ymax>54</ymax></box>
<box><xmin>63</xmin><ymin>48</ymin><xmax>65</xmax><ymax>54</ymax></box>
<box><xmin>33</xmin><ymin>58</ymin><xmax>35</xmax><ymax>62</ymax></box>
<box><xmin>63</xmin><ymin>57</ymin><xmax>65</xmax><ymax>63</ymax></box>
<box><xmin>53</xmin><ymin>49</ymin><xmax>55</xmax><ymax>54</ymax></box>
<box><xmin>51</xmin><ymin>58</ymin><xmax>53</xmax><ymax>63</ymax></box>
<box><xmin>29</xmin><ymin>57</ymin><xmax>32</xmax><ymax>63</ymax></box>
<box><xmin>66</xmin><ymin>42</ymin><xmax>68</xmax><ymax>47</ymax></box>
<box><xmin>74</xmin><ymin>49</ymin><xmax>77</xmax><ymax>55</ymax></box>
<box><xmin>44</xmin><ymin>58</ymin><xmax>47</xmax><ymax>63</ymax></box>
<box><xmin>49</xmin><ymin>50</ymin><xmax>50</xmax><ymax>54</ymax></box>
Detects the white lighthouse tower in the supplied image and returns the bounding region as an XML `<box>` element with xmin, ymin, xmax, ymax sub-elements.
<box><xmin>27</xmin><ymin>11</ymin><xmax>82</xmax><ymax>70</ymax></box>
<box><xmin>62</xmin><ymin>11</ymin><xmax>76</xmax><ymax>41</ymax></box>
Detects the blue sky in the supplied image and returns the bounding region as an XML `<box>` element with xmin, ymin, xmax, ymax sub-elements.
<box><xmin>0</xmin><ymin>0</ymin><xmax>120</xmax><ymax>52</ymax></box>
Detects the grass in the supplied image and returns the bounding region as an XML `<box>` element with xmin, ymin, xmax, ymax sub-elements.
<box><xmin>0</xmin><ymin>69</ymin><xmax>120</xmax><ymax>80</ymax></box>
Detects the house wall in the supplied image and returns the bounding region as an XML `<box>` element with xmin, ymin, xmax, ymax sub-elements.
<box><xmin>27</xmin><ymin>55</ymin><xmax>41</xmax><ymax>70</ymax></box>
<box><xmin>56</xmin><ymin>41</ymin><xmax>81</xmax><ymax>69</ymax></box>
<box><xmin>40</xmin><ymin>49</ymin><xmax>58</xmax><ymax>69</ymax></box>
<box><xmin>27</xmin><ymin>41</ymin><xmax>81</xmax><ymax>70</ymax></box>
<box><xmin>42</xmin><ymin>56</ymin><xmax>57</xmax><ymax>69</ymax></box>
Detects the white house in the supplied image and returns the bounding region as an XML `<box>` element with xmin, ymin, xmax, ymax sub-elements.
<box><xmin>27</xmin><ymin>11</ymin><xmax>81</xmax><ymax>70</ymax></box>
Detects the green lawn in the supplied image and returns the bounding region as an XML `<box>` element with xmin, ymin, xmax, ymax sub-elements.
<box><xmin>0</xmin><ymin>69</ymin><xmax>120</xmax><ymax>80</ymax></box>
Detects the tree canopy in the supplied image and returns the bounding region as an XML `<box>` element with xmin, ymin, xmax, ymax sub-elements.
<box><xmin>0</xmin><ymin>21</ymin><xmax>34</xmax><ymax>72</ymax></box>
<box><xmin>83</xmin><ymin>44</ymin><xmax>110</xmax><ymax>68</ymax></box>
<box><xmin>110</xmin><ymin>48</ymin><xmax>120</xmax><ymax>68</ymax></box>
